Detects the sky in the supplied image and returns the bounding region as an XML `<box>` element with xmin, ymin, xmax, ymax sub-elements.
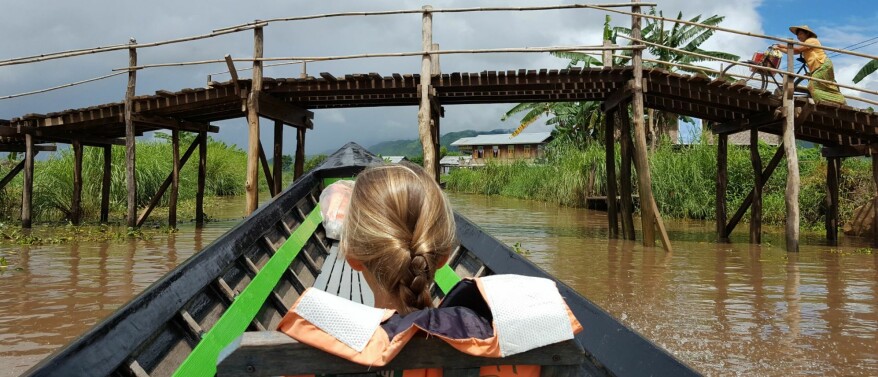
<box><xmin>1</xmin><ymin>0</ymin><xmax>876</xmax><ymax>155</ymax></box>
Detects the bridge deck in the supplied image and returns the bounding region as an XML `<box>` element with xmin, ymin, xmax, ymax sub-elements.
<box><xmin>2</xmin><ymin>67</ymin><xmax>876</xmax><ymax>154</ymax></box>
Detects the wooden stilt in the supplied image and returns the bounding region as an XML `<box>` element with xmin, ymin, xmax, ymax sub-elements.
<box><xmin>71</xmin><ymin>140</ymin><xmax>83</xmax><ymax>225</ymax></box>
<box><xmin>783</xmin><ymin>42</ymin><xmax>800</xmax><ymax>252</ymax></box>
<box><xmin>872</xmin><ymin>155</ymin><xmax>878</xmax><ymax>246</ymax></box>
<box><xmin>716</xmin><ymin>134</ymin><xmax>728</xmax><ymax>241</ymax></box>
<box><xmin>0</xmin><ymin>159</ymin><xmax>25</xmax><ymax>191</ymax></box>
<box><xmin>125</xmin><ymin>39</ymin><xmax>138</xmax><ymax>227</ymax></box>
<box><xmin>418</xmin><ymin>5</ymin><xmax>437</xmax><ymax>181</ymax></box>
<box><xmin>433</xmin><ymin>115</ymin><xmax>441</xmax><ymax>178</ymax></box>
<box><xmin>826</xmin><ymin>156</ymin><xmax>840</xmax><ymax>243</ymax></box>
<box><xmin>630</xmin><ymin>0</ymin><xmax>663</xmax><ymax>248</ymax></box>
<box><xmin>725</xmin><ymin>144</ymin><xmax>785</xmax><ymax>236</ymax></box>
<box><xmin>101</xmin><ymin>145</ymin><xmax>111</xmax><ymax>224</ymax></box>
<box><xmin>245</xmin><ymin>26</ymin><xmax>264</xmax><ymax>215</ymax></box>
<box><xmin>137</xmin><ymin>139</ymin><xmax>199</xmax><ymax>227</ymax></box>
<box><xmin>750</xmin><ymin>129</ymin><xmax>762</xmax><ymax>244</ymax></box>
<box><xmin>294</xmin><ymin>127</ymin><xmax>305</xmax><ymax>180</ymax></box>
<box><xmin>273</xmin><ymin>120</ymin><xmax>283</xmax><ymax>196</ymax></box>
<box><xmin>196</xmin><ymin>131</ymin><xmax>207</xmax><ymax>228</ymax></box>
<box><xmin>619</xmin><ymin>105</ymin><xmax>635</xmax><ymax>240</ymax></box>
<box><xmin>169</xmin><ymin>130</ymin><xmax>180</xmax><ymax>228</ymax></box>
<box><xmin>605</xmin><ymin>110</ymin><xmax>619</xmax><ymax>238</ymax></box>
<box><xmin>22</xmin><ymin>134</ymin><xmax>34</xmax><ymax>228</ymax></box>
<box><xmin>258</xmin><ymin>142</ymin><xmax>275</xmax><ymax>197</ymax></box>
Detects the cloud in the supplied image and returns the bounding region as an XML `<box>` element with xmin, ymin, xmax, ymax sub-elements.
<box><xmin>1</xmin><ymin>0</ymin><xmax>767</xmax><ymax>155</ymax></box>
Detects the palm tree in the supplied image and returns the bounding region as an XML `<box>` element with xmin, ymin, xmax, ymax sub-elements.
<box><xmin>853</xmin><ymin>60</ymin><xmax>878</xmax><ymax>84</ymax></box>
<box><xmin>614</xmin><ymin>8</ymin><xmax>739</xmax><ymax>148</ymax></box>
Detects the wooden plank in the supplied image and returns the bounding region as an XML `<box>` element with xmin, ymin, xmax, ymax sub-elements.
<box><xmin>716</xmin><ymin>132</ymin><xmax>728</xmax><ymax>241</ymax></box>
<box><xmin>132</xmin><ymin>114</ymin><xmax>220</xmax><ymax>133</ymax></box>
<box><xmin>258</xmin><ymin>142</ymin><xmax>276</xmax><ymax>197</ymax></box>
<box><xmin>350</xmin><ymin>270</ymin><xmax>363</xmax><ymax>304</ymax></box>
<box><xmin>169</xmin><ymin>130</ymin><xmax>180</xmax><ymax>228</ymax></box>
<box><xmin>600</xmin><ymin>80</ymin><xmax>632</xmax><ymax>112</ymax></box>
<box><xmin>217</xmin><ymin>333</ymin><xmax>584</xmax><ymax>377</ymax></box>
<box><xmin>339</xmin><ymin>258</ymin><xmax>352</xmax><ymax>300</ymax></box>
<box><xmin>196</xmin><ymin>131</ymin><xmax>207</xmax><ymax>227</ymax></box>
<box><xmin>312</xmin><ymin>244</ymin><xmax>341</xmax><ymax>291</ymax></box>
<box><xmin>0</xmin><ymin>159</ymin><xmax>25</xmax><ymax>192</ymax></box>
<box><xmin>324</xmin><ymin>247</ymin><xmax>346</xmax><ymax>295</ymax></box>
<box><xmin>255</xmin><ymin>92</ymin><xmax>314</xmax><ymax>129</ymax></box>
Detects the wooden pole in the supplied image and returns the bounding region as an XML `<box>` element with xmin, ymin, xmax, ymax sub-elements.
<box><xmin>630</xmin><ymin>0</ymin><xmax>659</xmax><ymax>247</ymax></box>
<box><xmin>101</xmin><ymin>145</ymin><xmax>111</xmax><ymax>224</ymax></box>
<box><xmin>783</xmin><ymin>42</ymin><xmax>800</xmax><ymax>252</ymax></box>
<box><xmin>258</xmin><ymin>142</ymin><xmax>276</xmax><ymax>197</ymax></box>
<box><xmin>619</xmin><ymin>104</ymin><xmax>635</xmax><ymax>240</ymax></box>
<box><xmin>433</xmin><ymin>115</ymin><xmax>441</xmax><ymax>178</ymax></box>
<box><xmin>22</xmin><ymin>134</ymin><xmax>34</xmax><ymax>228</ymax></box>
<box><xmin>418</xmin><ymin>5</ymin><xmax>437</xmax><ymax>181</ymax></box>
<box><xmin>137</xmin><ymin>139</ymin><xmax>199</xmax><ymax>226</ymax></box>
<box><xmin>826</xmin><ymin>157</ymin><xmax>839</xmax><ymax>243</ymax></box>
<box><xmin>605</xmin><ymin>111</ymin><xmax>619</xmax><ymax>238</ymax></box>
<box><xmin>0</xmin><ymin>159</ymin><xmax>25</xmax><ymax>191</ymax></box>
<box><xmin>750</xmin><ymin>129</ymin><xmax>762</xmax><ymax>244</ymax></box>
<box><xmin>125</xmin><ymin>38</ymin><xmax>138</xmax><ymax>227</ymax></box>
<box><xmin>245</xmin><ymin>26</ymin><xmax>264</xmax><ymax>215</ymax></box>
<box><xmin>725</xmin><ymin>143</ymin><xmax>785</xmax><ymax>236</ymax></box>
<box><xmin>196</xmin><ymin>131</ymin><xmax>207</xmax><ymax>228</ymax></box>
<box><xmin>872</xmin><ymin>155</ymin><xmax>878</xmax><ymax>246</ymax></box>
<box><xmin>71</xmin><ymin>140</ymin><xmax>83</xmax><ymax>225</ymax></box>
<box><xmin>273</xmin><ymin>120</ymin><xmax>283</xmax><ymax>196</ymax></box>
<box><xmin>716</xmin><ymin>134</ymin><xmax>728</xmax><ymax>241</ymax></box>
<box><xmin>431</xmin><ymin>43</ymin><xmax>441</xmax><ymax>73</ymax></box>
<box><xmin>169</xmin><ymin>130</ymin><xmax>180</xmax><ymax>228</ymax></box>
<box><xmin>294</xmin><ymin>127</ymin><xmax>305</xmax><ymax>180</ymax></box>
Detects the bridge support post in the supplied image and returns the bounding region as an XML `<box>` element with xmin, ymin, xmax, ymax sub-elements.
<box><xmin>22</xmin><ymin>134</ymin><xmax>34</xmax><ymax>228</ymax></box>
<box><xmin>872</xmin><ymin>155</ymin><xmax>878</xmax><ymax>246</ymax></box>
<box><xmin>169</xmin><ymin>130</ymin><xmax>180</xmax><ymax>229</ymax></box>
<box><xmin>619</xmin><ymin>105</ymin><xmax>635</xmax><ymax>240</ymax></box>
<box><xmin>294</xmin><ymin>127</ymin><xmax>305</xmax><ymax>180</ymax></box>
<box><xmin>605</xmin><ymin>110</ymin><xmax>619</xmax><ymax>238</ymax></box>
<box><xmin>750</xmin><ymin>129</ymin><xmax>762</xmax><ymax>244</ymax></box>
<box><xmin>825</xmin><ymin>156</ymin><xmax>840</xmax><ymax>243</ymax></box>
<box><xmin>716</xmin><ymin>133</ymin><xmax>729</xmax><ymax>241</ymax></box>
<box><xmin>245</xmin><ymin>25</ymin><xmax>264</xmax><ymax>215</ymax></box>
<box><xmin>196</xmin><ymin>131</ymin><xmax>207</xmax><ymax>228</ymax></box>
<box><xmin>125</xmin><ymin>39</ymin><xmax>138</xmax><ymax>227</ymax></box>
<box><xmin>71</xmin><ymin>140</ymin><xmax>83</xmax><ymax>225</ymax></box>
<box><xmin>273</xmin><ymin>120</ymin><xmax>283</xmax><ymax>195</ymax></box>
<box><xmin>783</xmin><ymin>42</ymin><xmax>800</xmax><ymax>252</ymax></box>
<box><xmin>418</xmin><ymin>5</ymin><xmax>437</xmax><ymax>181</ymax></box>
<box><xmin>101</xmin><ymin>145</ymin><xmax>112</xmax><ymax>224</ymax></box>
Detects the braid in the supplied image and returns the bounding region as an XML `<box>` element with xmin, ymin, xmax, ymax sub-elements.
<box><xmin>394</xmin><ymin>247</ymin><xmax>435</xmax><ymax>313</ymax></box>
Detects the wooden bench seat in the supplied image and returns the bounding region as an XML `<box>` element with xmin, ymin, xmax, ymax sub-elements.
<box><xmin>217</xmin><ymin>331</ymin><xmax>586</xmax><ymax>377</ymax></box>
<box><xmin>312</xmin><ymin>243</ymin><xmax>375</xmax><ymax>306</ymax></box>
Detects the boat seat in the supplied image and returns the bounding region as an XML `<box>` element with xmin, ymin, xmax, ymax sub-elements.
<box><xmin>216</xmin><ymin>331</ymin><xmax>586</xmax><ymax>377</ymax></box>
<box><xmin>312</xmin><ymin>242</ymin><xmax>375</xmax><ymax>305</ymax></box>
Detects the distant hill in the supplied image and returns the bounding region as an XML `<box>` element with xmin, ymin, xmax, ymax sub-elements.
<box><xmin>368</xmin><ymin>129</ymin><xmax>512</xmax><ymax>157</ymax></box>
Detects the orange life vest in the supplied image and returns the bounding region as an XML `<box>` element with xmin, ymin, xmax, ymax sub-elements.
<box><xmin>277</xmin><ymin>275</ymin><xmax>583</xmax><ymax>377</ymax></box>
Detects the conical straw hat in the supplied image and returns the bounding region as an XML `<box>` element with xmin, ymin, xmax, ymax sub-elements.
<box><xmin>789</xmin><ymin>25</ymin><xmax>817</xmax><ymax>38</ymax></box>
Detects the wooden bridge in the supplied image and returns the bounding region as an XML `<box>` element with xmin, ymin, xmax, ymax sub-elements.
<box><xmin>2</xmin><ymin>1</ymin><xmax>877</xmax><ymax>252</ymax></box>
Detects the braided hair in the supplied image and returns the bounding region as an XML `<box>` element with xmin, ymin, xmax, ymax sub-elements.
<box><xmin>341</xmin><ymin>163</ymin><xmax>457</xmax><ymax>314</ymax></box>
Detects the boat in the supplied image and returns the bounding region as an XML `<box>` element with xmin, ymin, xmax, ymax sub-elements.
<box><xmin>23</xmin><ymin>143</ymin><xmax>700</xmax><ymax>377</ymax></box>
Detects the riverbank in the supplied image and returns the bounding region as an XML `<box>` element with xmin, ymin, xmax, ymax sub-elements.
<box><xmin>445</xmin><ymin>140</ymin><xmax>875</xmax><ymax>230</ymax></box>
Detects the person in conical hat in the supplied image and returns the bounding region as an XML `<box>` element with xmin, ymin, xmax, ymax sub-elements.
<box><xmin>774</xmin><ymin>25</ymin><xmax>846</xmax><ymax>104</ymax></box>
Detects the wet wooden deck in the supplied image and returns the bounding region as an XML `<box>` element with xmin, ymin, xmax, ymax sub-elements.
<box><xmin>312</xmin><ymin>243</ymin><xmax>375</xmax><ymax>306</ymax></box>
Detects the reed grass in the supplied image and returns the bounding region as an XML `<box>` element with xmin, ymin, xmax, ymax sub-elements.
<box><xmin>446</xmin><ymin>139</ymin><xmax>875</xmax><ymax>229</ymax></box>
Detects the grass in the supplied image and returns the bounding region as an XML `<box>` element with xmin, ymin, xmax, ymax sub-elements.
<box><xmin>445</xmin><ymin>139</ymin><xmax>875</xmax><ymax>229</ymax></box>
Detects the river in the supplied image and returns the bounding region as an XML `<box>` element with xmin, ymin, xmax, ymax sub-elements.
<box><xmin>1</xmin><ymin>193</ymin><xmax>876</xmax><ymax>376</ymax></box>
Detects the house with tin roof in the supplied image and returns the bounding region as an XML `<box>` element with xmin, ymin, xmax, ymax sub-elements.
<box><xmin>450</xmin><ymin>132</ymin><xmax>552</xmax><ymax>164</ymax></box>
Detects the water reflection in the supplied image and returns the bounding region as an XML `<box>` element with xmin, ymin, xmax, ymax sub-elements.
<box><xmin>448</xmin><ymin>193</ymin><xmax>878</xmax><ymax>377</ymax></box>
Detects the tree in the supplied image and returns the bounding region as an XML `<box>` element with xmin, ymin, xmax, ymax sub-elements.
<box><xmin>853</xmin><ymin>59</ymin><xmax>878</xmax><ymax>84</ymax></box>
<box><xmin>614</xmin><ymin>8</ymin><xmax>738</xmax><ymax>148</ymax></box>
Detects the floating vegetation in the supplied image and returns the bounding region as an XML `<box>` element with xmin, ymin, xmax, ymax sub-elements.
<box><xmin>0</xmin><ymin>223</ymin><xmax>165</xmax><ymax>246</ymax></box>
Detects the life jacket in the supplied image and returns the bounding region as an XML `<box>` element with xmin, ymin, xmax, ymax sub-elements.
<box><xmin>277</xmin><ymin>274</ymin><xmax>583</xmax><ymax>377</ymax></box>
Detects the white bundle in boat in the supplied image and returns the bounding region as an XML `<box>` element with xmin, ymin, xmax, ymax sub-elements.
<box><xmin>319</xmin><ymin>180</ymin><xmax>354</xmax><ymax>240</ymax></box>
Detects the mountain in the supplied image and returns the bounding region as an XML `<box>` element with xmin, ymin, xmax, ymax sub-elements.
<box><xmin>368</xmin><ymin>129</ymin><xmax>512</xmax><ymax>157</ymax></box>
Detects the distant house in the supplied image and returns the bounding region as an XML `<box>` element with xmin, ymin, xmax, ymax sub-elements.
<box><xmin>439</xmin><ymin>155</ymin><xmax>473</xmax><ymax>174</ymax></box>
<box><xmin>451</xmin><ymin>132</ymin><xmax>552</xmax><ymax>164</ymax></box>
<box><xmin>383</xmin><ymin>156</ymin><xmax>408</xmax><ymax>163</ymax></box>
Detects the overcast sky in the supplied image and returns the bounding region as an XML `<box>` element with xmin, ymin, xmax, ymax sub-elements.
<box><xmin>1</xmin><ymin>0</ymin><xmax>875</xmax><ymax>156</ymax></box>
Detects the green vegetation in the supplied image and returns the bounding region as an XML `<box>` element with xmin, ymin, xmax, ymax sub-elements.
<box><xmin>368</xmin><ymin>129</ymin><xmax>510</xmax><ymax>157</ymax></box>
<box><xmin>445</xmin><ymin>140</ymin><xmax>874</xmax><ymax>229</ymax></box>
<box><xmin>0</xmin><ymin>134</ymin><xmax>268</xmax><ymax>224</ymax></box>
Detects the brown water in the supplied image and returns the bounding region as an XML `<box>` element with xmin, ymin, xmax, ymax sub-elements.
<box><xmin>1</xmin><ymin>193</ymin><xmax>876</xmax><ymax>376</ymax></box>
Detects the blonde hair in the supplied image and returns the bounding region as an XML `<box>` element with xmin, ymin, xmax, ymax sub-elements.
<box><xmin>340</xmin><ymin>163</ymin><xmax>457</xmax><ymax>314</ymax></box>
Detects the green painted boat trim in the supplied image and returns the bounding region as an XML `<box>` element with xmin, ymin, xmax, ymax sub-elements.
<box><xmin>172</xmin><ymin>205</ymin><xmax>323</xmax><ymax>377</ymax></box>
<box><xmin>434</xmin><ymin>264</ymin><xmax>461</xmax><ymax>294</ymax></box>
<box><xmin>322</xmin><ymin>177</ymin><xmax>355</xmax><ymax>187</ymax></box>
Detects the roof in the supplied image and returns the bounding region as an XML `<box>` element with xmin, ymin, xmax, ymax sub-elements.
<box><xmin>440</xmin><ymin>155</ymin><xmax>472</xmax><ymax>165</ymax></box>
<box><xmin>450</xmin><ymin>132</ymin><xmax>552</xmax><ymax>147</ymax></box>
<box><xmin>382</xmin><ymin>156</ymin><xmax>408</xmax><ymax>163</ymax></box>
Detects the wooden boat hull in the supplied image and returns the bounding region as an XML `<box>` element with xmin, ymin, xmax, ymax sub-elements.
<box><xmin>23</xmin><ymin>142</ymin><xmax>700</xmax><ymax>377</ymax></box>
